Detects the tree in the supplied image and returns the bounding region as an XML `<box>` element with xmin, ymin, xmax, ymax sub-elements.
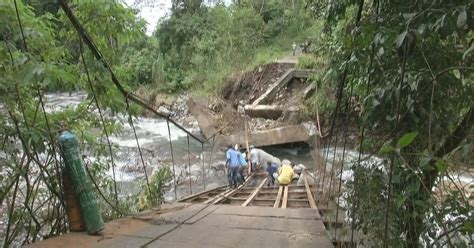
<box><xmin>0</xmin><ymin>1</ymin><xmax>153</xmax><ymax>246</ymax></box>
<box><xmin>310</xmin><ymin>0</ymin><xmax>473</xmax><ymax>246</ymax></box>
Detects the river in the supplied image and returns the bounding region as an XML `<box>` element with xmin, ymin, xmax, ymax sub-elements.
<box><xmin>44</xmin><ymin>92</ymin><xmax>318</xmax><ymax>202</ymax></box>
<box><xmin>2</xmin><ymin>92</ymin><xmax>471</xmax><ymax>247</ymax></box>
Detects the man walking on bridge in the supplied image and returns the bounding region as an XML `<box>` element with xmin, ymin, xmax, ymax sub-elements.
<box><xmin>266</xmin><ymin>162</ymin><xmax>278</xmax><ymax>187</ymax></box>
<box><xmin>227</xmin><ymin>144</ymin><xmax>244</xmax><ymax>188</ymax></box>
<box><xmin>249</xmin><ymin>145</ymin><xmax>281</xmax><ymax>172</ymax></box>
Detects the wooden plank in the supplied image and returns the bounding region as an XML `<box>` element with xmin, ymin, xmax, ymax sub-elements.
<box><xmin>273</xmin><ymin>186</ymin><xmax>283</xmax><ymax>208</ymax></box>
<box><xmin>252</xmin><ymin>199</ymin><xmax>276</xmax><ymax>202</ymax></box>
<box><xmin>282</xmin><ymin>186</ymin><xmax>289</xmax><ymax>209</ymax></box>
<box><xmin>303</xmin><ymin>173</ymin><xmax>318</xmax><ymax>209</ymax></box>
<box><xmin>207</xmin><ymin>174</ymin><xmax>255</xmax><ymax>205</ymax></box>
<box><xmin>241</xmin><ymin>178</ymin><xmax>268</xmax><ymax>207</ymax></box>
<box><xmin>178</xmin><ymin>185</ymin><xmax>226</xmax><ymax>202</ymax></box>
<box><xmin>227</xmin><ymin>197</ymin><xmax>248</xmax><ymax>201</ymax></box>
<box><xmin>287</xmin><ymin>199</ymin><xmax>311</xmax><ymax>202</ymax></box>
<box><xmin>251</xmin><ymin>69</ymin><xmax>315</xmax><ymax>106</ymax></box>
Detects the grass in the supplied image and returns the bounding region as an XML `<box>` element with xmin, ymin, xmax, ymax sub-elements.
<box><xmin>194</xmin><ymin>26</ymin><xmax>324</xmax><ymax>97</ymax></box>
<box><xmin>146</xmin><ymin>20</ymin><xmax>326</xmax><ymax>100</ymax></box>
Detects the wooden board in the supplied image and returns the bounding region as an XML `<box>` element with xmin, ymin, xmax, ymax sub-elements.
<box><xmin>178</xmin><ymin>185</ymin><xmax>226</xmax><ymax>202</ymax></box>
<box><xmin>207</xmin><ymin>174</ymin><xmax>255</xmax><ymax>205</ymax></box>
<box><xmin>303</xmin><ymin>173</ymin><xmax>318</xmax><ymax>209</ymax></box>
<box><xmin>241</xmin><ymin>178</ymin><xmax>268</xmax><ymax>207</ymax></box>
<box><xmin>282</xmin><ymin>186</ymin><xmax>289</xmax><ymax>209</ymax></box>
<box><xmin>273</xmin><ymin>186</ymin><xmax>283</xmax><ymax>208</ymax></box>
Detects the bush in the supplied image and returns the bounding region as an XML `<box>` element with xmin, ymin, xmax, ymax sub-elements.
<box><xmin>297</xmin><ymin>55</ymin><xmax>326</xmax><ymax>69</ymax></box>
<box><xmin>139</xmin><ymin>166</ymin><xmax>171</xmax><ymax>210</ymax></box>
<box><xmin>153</xmin><ymin>2</ymin><xmax>319</xmax><ymax>93</ymax></box>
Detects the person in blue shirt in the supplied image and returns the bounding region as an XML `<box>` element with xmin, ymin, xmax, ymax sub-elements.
<box><xmin>226</xmin><ymin>144</ymin><xmax>244</xmax><ymax>188</ymax></box>
<box><xmin>225</xmin><ymin>144</ymin><xmax>232</xmax><ymax>167</ymax></box>
<box><xmin>237</xmin><ymin>147</ymin><xmax>248</xmax><ymax>184</ymax></box>
<box><xmin>266</xmin><ymin>161</ymin><xmax>278</xmax><ymax>187</ymax></box>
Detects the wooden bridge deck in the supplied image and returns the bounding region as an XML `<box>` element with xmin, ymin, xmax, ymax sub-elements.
<box><xmin>28</xmin><ymin>173</ymin><xmax>334</xmax><ymax>248</ymax></box>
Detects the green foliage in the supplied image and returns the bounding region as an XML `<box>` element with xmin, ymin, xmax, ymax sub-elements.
<box><xmin>302</xmin><ymin>69</ymin><xmax>336</xmax><ymax>121</ymax></box>
<box><xmin>0</xmin><ymin>1</ymin><xmax>160</xmax><ymax>246</ymax></box>
<box><xmin>297</xmin><ymin>55</ymin><xmax>325</xmax><ymax>69</ymax></box>
<box><xmin>347</xmin><ymin>166</ymin><xmax>392</xmax><ymax>247</ymax></box>
<box><xmin>121</xmin><ymin>37</ymin><xmax>162</xmax><ymax>86</ymax></box>
<box><xmin>397</xmin><ymin>132</ymin><xmax>418</xmax><ymax>149</ymax></box>
<box><xmin>309</xmin><ymin>0</ymin><xmax>473</xmax><ymax>246</ymax></box>
<box><xmin>154</xmin><ymin>1</ymin><xmax>319</xmax><ymax>93</ymax></box>
<box><xmin>139</xmin><ymin>167</ymin><xmax>171</xmax><ymax>210</ymax></box>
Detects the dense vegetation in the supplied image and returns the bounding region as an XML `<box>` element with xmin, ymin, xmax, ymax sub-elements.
<box><xmin>0</xmin><ymin>0</ymin><xmax>319</xmax><ymax>246</ymax></box>
<box><xmin>0</xmin><ymin>1</ymin><xmax>158</xmax><ymax>246</ymax></box>
<box><xmin>304</xmin><ymin>0</ymin><xmax>473</xmax><ymax>246</ymax></box>
<box><xmin>153</xmin><ymin>0</ymin><xmax>317</xmax><ymax>93</ymax></box>
<box><xmin>0</xmin><ymin>0</ymin><xmax>472</xmax><ymax>247</ymax></box>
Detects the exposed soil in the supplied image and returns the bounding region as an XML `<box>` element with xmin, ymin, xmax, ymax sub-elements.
<box><xmin>271</xmin><ymin>78</ymin><xmax>308</xmax><ymax>105</ymax></box>
<box><xmin>217</xmin><ymin>63</ymin><xmax>303</xmax><ymax>134</ymax></box>
<box><xmin>207</xmin><ymin>62</ymin><xmax>320</xmax><ymax>135</ymax></box>
<box><xmin>222</xmin><ymin>63</ymin><xmax>294</xmax><ymax>107</ymax></box>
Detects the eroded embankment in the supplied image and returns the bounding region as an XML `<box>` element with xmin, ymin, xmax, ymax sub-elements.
<box><xmin>188</xmin><ymin>62</ymin><xmax>319</xmax><ymax>148</ymax></box>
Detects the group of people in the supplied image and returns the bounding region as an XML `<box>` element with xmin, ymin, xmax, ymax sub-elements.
<box><xmin>291</xmin><ymin>39</ymin><xmax>312</xmax><ymax>56</ymax></box>
<box><xmin>225</xmin><ymin>144</ymin><xmax>248</xmax><ymax>188</ymax></box>
<box><xmin>226</xmin><ymin>144</ymin><xmax>303</xmax><ymax>188</ymax></box>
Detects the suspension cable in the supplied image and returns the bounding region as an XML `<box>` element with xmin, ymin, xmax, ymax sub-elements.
<box><xmin>13</xmin><ymin>0</ymin><xmax>66</xmax><ymax>212</ymax></box>
<box><xmin>349</xmin><ymin>28</ymin><xmax>379</xmax><ymax>244</ymax></box>
<box><xmin>321</xmin><ymin>69</ymin><xmax>347</xmax><ymax>201</ymax></box>
<box><xmin>79</xmin><ymin>38</ymin><xmax>119</xmax><ymax>208</ymax></box>
<box><xmin>202</xmin><ymin>142</ymin><xmax>207</xmax><ymax>190</ymax></box>
<box><xmin>166</xmin><ymin>119</ymin><xmax>177</xmax><ymax>200</ymax></box>
<box><xmin>57</xmin><ymin>0</ymin><xmax>205</xmax><ymax>144</ymax></box>
<box><xmin>84</xmin><ymin>163</ymin><xmax>131</xmax><ymax>217</ymax></box>
<box><xmin>383</xmin><ymin>32</ymin><xmax>408</xmax><ymax>247</ymax></box>
<box><xmin>335</xmin><ymin>80</ymin><xmax>354</xmax><ymax>240</ymax></box>
<box><xmin>126</xmin><ymin>100</ymin><xmax>152</xmax><ymax>203</ymax></box>
<box><xmin>187</xmin><ymin>135</ymin><xmax>193</xmax><ymax>195</ymax></box>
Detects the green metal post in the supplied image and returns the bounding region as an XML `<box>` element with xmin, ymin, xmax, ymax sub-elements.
<box><xmin>59</xmin><ymin>131</ymin><xmax>104</xmax><ymax>234</ymax></box>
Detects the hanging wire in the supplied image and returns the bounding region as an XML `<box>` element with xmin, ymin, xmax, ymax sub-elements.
<box><xmin>84</xmin><ymin>163</ymin><xmax>130</xmax><ymax>216</ymax></box>
<box><xmin>350</xmin><ymin>42</ymin><xmax>376</xmax><ymax>245</ymax></box>
<box><xmin>202</xmin><ymin>142</ymin><xmax>207</xmax><ymax>190</ymax></box>
<box><xmin>383</xmin><ymin>37</ymin><xmax>408</xmax><ymax>247</ymax></box>
<box><xmin>321</xmin><ymin>70</ymin><xmax>347</xmax><ymax>204</ymax></box>
<box><xmin>14</xmin><ymin>0</ymin><xmax>64</xmax><ymax>198</ymax></box>
<box><xmin>126</xmin><ymin>100</ymin><xmax>152</xmax><ymax>203</ymax></box>
<box><xmin>319</xmin><ymin>128</ymin><xmax>332</xmax><ymax>192</ymax></box>
<box><xmin>79</xmin><ymin>38</ymin><xmax>119</xmax><ymax>208</ymax></box>
<box><xmin>187</xmin><ymin>135</ymin><xmax>193</xmax><ymax>195</ymax></box>
<box><xmin>12</xmin><ymin>2</ymin><xmax>68</xmax><ymax>238</ymax></box>
<box><xmin>166</xmin><ymin>119</ymin><xmax>178</xmax><ymax>200</ymax></box>
<box><xmin>57</xmin><ymin>0</ymin><xmax>205</xmax><ymax>145</ymax></box>
<box><xmin>326</xmin><ymin>126</ymin><xmax>340</xmax><ymax>210</ymax></box>
<box><xmin>335</xmin><ymin>80</ymin><xmax>354</xmax><ymax>241</ymax></box>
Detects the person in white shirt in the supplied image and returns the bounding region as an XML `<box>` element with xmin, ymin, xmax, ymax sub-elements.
<box><xmin>249</xmin><ymin>145</ymin><xmax>281</xmax><ymax>172</ymax></box>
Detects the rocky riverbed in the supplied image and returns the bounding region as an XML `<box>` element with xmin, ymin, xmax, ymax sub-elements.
<box><xmin>43</xmin><ymin>92</ymin><xmax>229</xmax><ymax>201</ymax></box>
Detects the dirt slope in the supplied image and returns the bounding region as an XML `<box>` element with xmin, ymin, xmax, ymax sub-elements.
<box><xmin>222</xmin><ymin>63</ymin><xmax>294</xmax><ymax>107</ymax></box>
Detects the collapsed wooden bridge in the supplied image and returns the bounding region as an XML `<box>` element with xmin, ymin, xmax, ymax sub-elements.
<box><xmin>179</xmin><ymin>172</ymin><xmax>318</xmax><ymax>209</ymax></box>
<box><xmin>29</xmin><ymin>172</ymin><xmax>339</xmax><ymax>248</ymax></box>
